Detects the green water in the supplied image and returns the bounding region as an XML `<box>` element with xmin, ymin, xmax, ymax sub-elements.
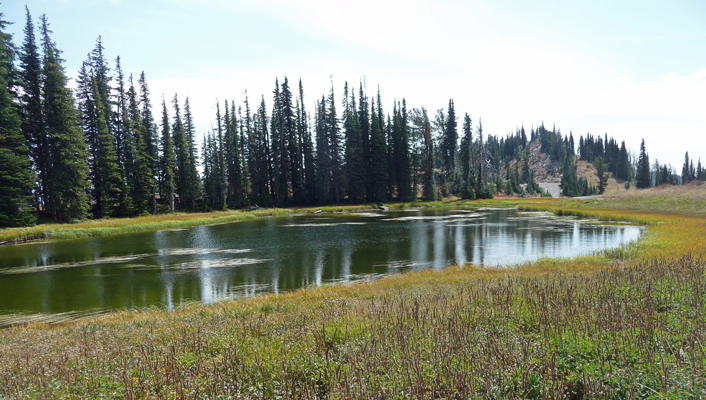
<box><xmin>0</xmin><ymin>208</ymin><xmax>640</xmax><ymax>320</ymax></box>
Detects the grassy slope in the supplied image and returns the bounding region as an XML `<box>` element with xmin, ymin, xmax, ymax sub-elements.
<box><xmin>1</xmin><ymin>188</ymin><xmax>705</xmax><ymax>399</ymax></box>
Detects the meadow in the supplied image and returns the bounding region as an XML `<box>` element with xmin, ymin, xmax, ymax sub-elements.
<box><xmin>0</xmin><ymin>185</ymin><xmax>705</xmax><ymax>399</ymax></box>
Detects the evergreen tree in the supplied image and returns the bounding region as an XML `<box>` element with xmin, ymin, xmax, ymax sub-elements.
<box><xmin>126</xmin><ymin>75</ymin><xmax>153</xmax><ymax>214</ymax></box>
<box><xmin>138</xmin><ymin>72</ymin><xmax>158</xmax><ymax>214</ymax></box>
<box><xmin>460</xmin><ymin>114</ymin><xmax>475</xmax><ymax>199</ymax></box>
<box><xmin>421</xmin><ymin>108</ymin><xmax>437</xmax><ymax>201</ymax></box>
<box><xmin>212</xmin><ymin>101</ymin><xmax>227</xmax><ymax>210</ymax></box>
<box><xmin>159</xmin><ymin>97</ymin><xmax>176</xmax><ymax>211</ymax></box>
<box><xmin>343</xmin><ymin>83</ymin><xmax>366</xmax><ymax>202</ymax></box>
<box><xmin>593</xmin><ymin>156</ymin><xmax>609</xmax><ymax>194</ymax></box>
<box><xmin>18</xmin><ymin>7</ymin><xmax>46</xmax><ymax>215</ymax></box>
<box><xmin>315</xmin><ymin>95</ymin><xmax>332</xmax><ymax>204</ymax></box>
<box><xmin>636</xmin><ymin>139</ymin><xmax>651</xmax><ymax>189</ymax></box>
<box><xmin>441</xmin><ymin>99</ymin><xmax>458</xmax><ymax>193</ymax></box>
<box><xmin>369</xmin><ymin>88</ymin><xmax>388</xmax><ymax>202</ymax></box>
<box><xmin>223</xmin><ymin>99</ymin><xmax>243</xmax><ymax>208</ymax></box>
<box><xmin>326</xmin><ymin>79</ymin><xmax>342</xmax><ymax>202</ymax></box>
<box><xmin>172</xmin><ymin>94</ymin><xmax>190</xmax><ymax>209</ymax></box>
<box><xmin>182</xmin><ymin>97</ymin><xmax>199</xmax><ymax>210</ymax></box>
<box><xmin>299</xmin><ymin>80</ymin><xmax>316</xmax><ymax>204</ymax></box>
<box><xmin>113</xmin><ymin>56</ymin><xmax>134</xmax><ymax>215</ymax></box>
<box><xmin>0</xmin><ymin>11</ymin><xmax>36</xmax><ymax>227</ymax></box>
<box><xmin>389</xmin><ymin>100</ymin><xmax>412</xmax><ymax>201</ymax></box>
<box><xmin>40</xmin><ymin>15</ymin><xmax>89</xmax><ymax>221</ymax></box>
<box><xmin>682</xmin><ymin>152</ymin><xmax>692</xmax><ymax>184</ymax></box>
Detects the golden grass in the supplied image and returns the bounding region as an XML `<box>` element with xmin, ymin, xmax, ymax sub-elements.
<box><xmin>1</xmin><ymin>189</ymin><xmax>706</xmax><ymax>398</ymax></box>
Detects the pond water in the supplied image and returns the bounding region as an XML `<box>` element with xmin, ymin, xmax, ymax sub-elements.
<box><xmin>0</xmin><ymin>208</ymin><xmax>641</xmax><ymax>322</ymax></box>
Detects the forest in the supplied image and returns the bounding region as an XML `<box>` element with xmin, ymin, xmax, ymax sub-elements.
<box><xmin>1</xmin><ymin>9</ymin><xmax>705</xmax><ymax>228</ymax></box>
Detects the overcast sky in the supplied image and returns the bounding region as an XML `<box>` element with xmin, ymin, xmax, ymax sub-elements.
<box><xmin>4</xmin><ymin>0</ymin><xmax>706</xmax><ymax>169</ymax></box>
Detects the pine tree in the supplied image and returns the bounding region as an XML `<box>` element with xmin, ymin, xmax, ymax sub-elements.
<box><xmin>441</xmin><ymin>99</ymin><xmax>458</xmax><ymax>193</ymax></box>
<box><xmin>138</xmin><ymin>72</ymin><xmax>158</xmax><ymax>214</ymax></box>
<box><xmin>343</xmin><ymin>83</ymin><xmax>365</xmax><ymax>202</ymax></box>
<box><xmin>113</xmin><ymin>56</ymin><xmax>134</xmax><ymax>215</ymax></box>
<box><xmin>182</xmin><ymin>97</ymin><xmax>199</xmax><ymax>210</ymax></box>
<box><xmin>0</xmin><ymin>11</ymin><xmax>36</xmax><ymax>227</ymax></box>
<box><xmin>40</xmin><ymin>15</ymin><xmax>89</xmax><ymax>221</ymax></box>
<box><xmin>460</xmin><ymin>113</ymin><xmax>475</xmax><ymax>199</ymax></box>
<box><xmin>315</xmin><ymin>95</ymin><xmax>332</xmax><ymax>204</ymax></box>
<box><xmin>636</xmin><ymin>139</ymin><xmax>651</xmax><ymax>189</ymax></box>
<box><xmin>126</xmin><ymin>74</ymin><xmax>153</xmax><ymax>215</ymax></box>
<box><xmin>682</xmin><ymin>152</ymin><xmax>691</xmax><ymax>184</ymax></box>
<box><xmin>18</xmin><ymin>7</ymin><xmax>46</xmax><ymax>215</ymax></box>
<box><xmin>223</xmin><ymin>99</ymin><xmax>243</xmax><ymax>208</ymax></box>
<box><xmin>327</xmin><ymin>79</ymin><xmax>342</xmax><ymax>202</ymax></box>
<box><xmin>159</xmin><ymin>97</ymin><xmax>176</xmax><ymax>211</ymax></box>
<box><xmin>369</xmin><ymin>90</ymin><xmax>388</xmax><ymax>202</ymax></box>
<box><xmin>421</xmin><ymin>109</ymin><xmax>437</xmax><ymax>201</ymax></box>
<box><xmin>593</xmin><ymin>156</ymin><xmax>609</xmax><ymax>194</ymax></box>
<box><xmin>172</xmin><ymin>94</ymin><xmax>190</xmax><ymax>209</ymax></box>
<box><xmin>299</xmin><ymin>80</ymin><xmax>316</xmax><ymax>204</ymax></box>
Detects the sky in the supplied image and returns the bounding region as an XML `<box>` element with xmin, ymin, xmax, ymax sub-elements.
<box><xmin>3</xmin><ymin>0</ymin><xmax>706</xmax><ymax>169</ymax></box>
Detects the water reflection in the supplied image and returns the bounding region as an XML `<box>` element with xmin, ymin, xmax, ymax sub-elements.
<box><xmin>0</xmin><ymin>208</ymin><xmax>641</xmax><ymax>317</ymax></box>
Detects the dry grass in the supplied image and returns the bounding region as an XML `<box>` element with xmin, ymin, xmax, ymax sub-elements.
<box><xmin>1</xmin><ymin>191</ymin><xmax>705</xmax><ymax>399</ymax></box>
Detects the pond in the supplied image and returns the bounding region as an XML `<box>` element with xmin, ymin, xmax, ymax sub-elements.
<box><xmin>0</xmin><ymin>208</ymin><xmax>641</xmax><ymax>323</ymax></box>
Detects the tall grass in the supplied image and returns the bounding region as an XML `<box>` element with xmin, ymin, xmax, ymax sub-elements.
<box><xmin>1</xmin><ymin>193</ymin><xmax>705</xmax><ymax>398</ymax></box>
<box><xmin>1</xmin><ymin>256</ymin><xmax>704</xmax><ymax>399</ymax></box>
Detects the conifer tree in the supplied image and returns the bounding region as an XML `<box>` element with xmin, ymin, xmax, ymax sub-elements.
<box><xmin>441</xmin><ymin>99</ymin><xmax>458</xmax><ymax>193</ymax></box>
<box><xmin>326</xmin><ymin>80</ymin><xmax>342</xmax><ymax>202</ymax></box>
<box><xmin>636</xmin><ymin>139</ymin><xmax>651</xmax><ymax>189</ymax></box>
<box><xmin>182</xmin><ymin>97</ymin><xmax>199</xmax><ymax>210</ymax></box>
<box><xmin>172</xmin><ymin>94</ymin><xmax>190</xmax><ymax>209</ymax></box>
<box><xmin>421</xmin><ymin>109</ymin><xmax>437</xmax><ymax>201</ymax></box>
<box><xmin>138</xmin><ymin>72</ymin><xmax>158</xmax><ymax>213</ymax></box>
<box><xmin>315</xmin><ymin>95</ymin><xmax>332</xmax><ymax>204</ymax></box>
<box><xmin>223</xmin><ymin>99</ymin><xmax>243</xmax><ymax>208</ymax></box>
<box><xmin>126</xmin><ymin>75</ymin><xmax>153</xmax><ymax>214</ymax></box>
<box><xmin>40</xmin><ymin>15</ymin><xmax>89</xmax><ymax>221</ymax></box>
<box><xmin>0</xmin><ymin>11</ymin><xmax>36</xmax><ymax>227</ymax></box>
<box><xmin>18</xmin><ymin>7</ymin><xmax>46</xmax><ymax>214</ymax></box>
<box><xmin>682</xmin><ymin>152</ymin><xmax>692</xmax><ymax>184</ymax></box>
<box><xmin>298</xmin><ymin>80</ymin><xmax>316</xmax><ymax>204</ymax></box>
<box><xmin>343</xmin><ymin>83</ymin><xmax>365</xmax><ymax>202</ymax></box>
<box><xmin>460</xmin><ymin>113</ymin><xmax>475</xmax><ymax>199</ymax></box>
<box><xmin>369</xmin><ymin>89</ymin><xmax>388</xmax><ymax>202</ymax></box>
<box><xmin>159</xmin><ymin>97</ymin><xmax>176</xmax><ymax>211</ymax></box>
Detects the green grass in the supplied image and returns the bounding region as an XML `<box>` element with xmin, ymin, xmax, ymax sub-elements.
<box><xmin>1</xmin><ymin>191</ymin><xmax>705</xmax><ymax>398</ymax></box>
<box><xmin>0</xmin><ymin>198</ymin><xmax>537</xmax><ymax>245</ymax></box>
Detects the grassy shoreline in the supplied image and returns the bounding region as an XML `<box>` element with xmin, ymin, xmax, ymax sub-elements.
<box><xmin>0</xmin><ymin>198</ymin><xmax>548</xmax><ymax>245</ymax></box>
<box><xmin>1</xmin><ymin>190</ymin><xmax>705</xmax><ymax>398</ymax></box>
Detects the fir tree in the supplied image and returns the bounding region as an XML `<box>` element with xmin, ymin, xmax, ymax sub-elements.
<box><xmin>369</xmin><ymin>90</ymin><xmax>388</xmax><ymax>202</ymax></box>
<box><xmin>40</xmin><ymin>15</ymin><xmax>89</xmax><ymax>221</ymax></box>
<box><xmin>182</xmin><ymin>97</ymin><xmax>200</xmax><ymax>210</ymax></box>
<box><xmin>0</xmin><ymin>11</ymin><xmax>35</xmax><ymax>227</ymax></box>
<box><xmin>172</xmin><ymin>94</ymin><xmax>190</xmax><ymax>209</ymax></box>
<box><xmin>159</xmin><ymin>97</ymin><xmax>176</xmax><ymax>211</ymax></box>
<box><xmin>460</xmin><ymin>114</ymin><xmax>475</xmax><ymax>199</ymax></box>
<box><xmin>344</xmin><ymin>82</ymin><xmax>366</xmax><ymax>202</ymax></box>
<box><xmin>18</xmin><ymin>7</ymin><xmax>46</xmax><ymax>215</ymax></box>
<box><xmin>441</xmin><ymin>99</ymin><xmax>458</xmax><ymax>193</ymax></box>
<box><xmin>138</xmin><ymin>72</ymin><xmax>158</xmax><ymax>214</ymax></box>
<box><xmin>223</xmin><ymin>99</ymin><xmax>243</xmax><ymax>208</ymax></box>
<box><xmin>421</xmin><ymin>108</ymin><xmax>437</xmax><ymax>201</ymax></box>
<box><xmin>636</xmin><ymin>139</ymin><xmax>651</xmax><ymax>189</ymax></box>
<box><xmin>126</xmin><ymin>75</ymin><xmax>153</xmax><ymax>215</ymax></box>
<box><xmin>299</xmin><ymin>80</ymin><xmax>316</xmax><ymax>204</ymax></box>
